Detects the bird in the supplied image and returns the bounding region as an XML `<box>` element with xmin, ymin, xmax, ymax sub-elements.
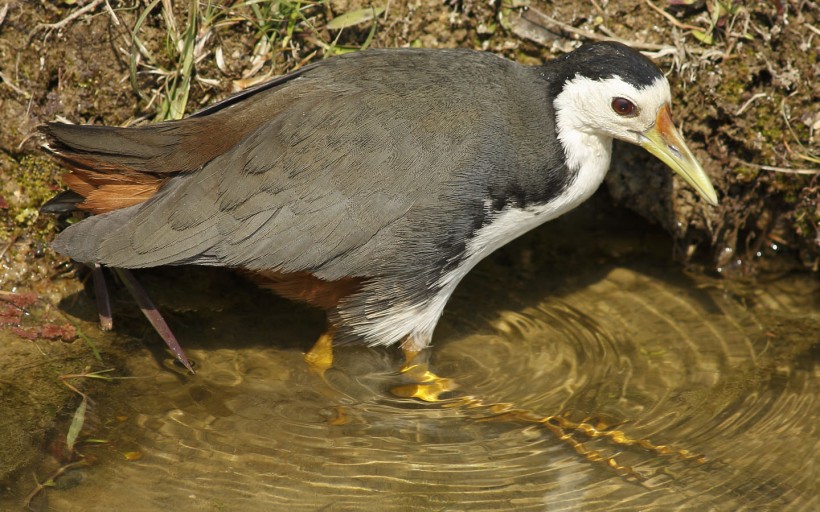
<box><xmin>41</xmin><ymin>42</ymin><xmax>718</xmax><ymax>389</ymax></box>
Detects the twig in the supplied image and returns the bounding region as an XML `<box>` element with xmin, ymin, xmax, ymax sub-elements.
<box><xmin>0</xmin><ymin>71</ymin><xmax>31</xmax><ymax>99</ymax></box>
<box><xmin>738</xmin><ymin>160</ymin><xmax>819</xmax><ymax>175</ymax></box>
<box><xmin>24</xmin><ymin>460</ymin><xmax>90</xmax><ymax>509</ymax></box>
<box><xmin>32</xmin><ymin>0</ymin><xmax>105</xmax><ymax>35</ymax></box>
<box><xmin>735</xmin><ymin>92</ymin><xmax>767</xmax><ymax>116</ymax></box>
<box><xmin>590</xmin><ymin>0</ymin><xmax>606</xmax><ymax>18</ymax></box>
<box><xmin>642</xmin><ymin>0</ymin><xmax>704</xmax><ymax>31</ymax></box>
<box><xmin>522</xmin><ymin>7</ymin><xmax>700</xmax><ymax>54</ymax></box>
<box><xmin>103</xmin><ymin>0</ymin><xmax>121</xmax><ymax>26</ymax></box>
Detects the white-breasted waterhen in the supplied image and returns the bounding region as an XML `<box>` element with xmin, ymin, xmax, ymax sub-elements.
<box><xmin>42</xmin><ymin>42</ymin><xmax>716</xmax><ymax>474</ymax></box>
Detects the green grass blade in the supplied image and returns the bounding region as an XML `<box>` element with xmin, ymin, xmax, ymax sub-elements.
<box><xmin>66</xmin><ymin>396</ymin><xmax>87</xmax><ymax>454</ymax></box>
<box><xmin>327</xmin><ymin>6</ymin><xmax>384</xmax><ymax>30</ymax></box>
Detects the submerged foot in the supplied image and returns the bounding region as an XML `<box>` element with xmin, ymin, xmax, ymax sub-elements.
<box><xmin>390</xmin><ymin>349</ymin><xmax>459</xmax><ymax>402</ymax></box>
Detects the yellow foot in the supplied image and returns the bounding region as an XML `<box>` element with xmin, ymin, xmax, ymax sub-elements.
<box><xmin>303</xmin><ymin>327</ymin><xmax>336</xmax><ymax>379</ymax></box>
<box><xmin>390</xmin><ymin>349</ymin><xmax>459</xmax><ymax>402</ymax></box>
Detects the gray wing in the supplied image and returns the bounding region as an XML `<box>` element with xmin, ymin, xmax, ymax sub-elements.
<box><xmin>53</xmin><ymin>49</ymin><xmax>563</xmax><ymax>283</ymax></box>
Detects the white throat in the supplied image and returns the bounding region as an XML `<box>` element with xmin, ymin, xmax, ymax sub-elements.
<box><xmin>553</xmin><ymin>77</ymin><xmax>615</xmax><ymax>179</ymax></box>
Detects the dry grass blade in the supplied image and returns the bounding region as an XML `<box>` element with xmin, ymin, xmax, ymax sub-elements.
<box><xmin>735</xmin><ymin>92</ymin><xmax>767</xmax><ymax>116</ymax></box>
<box><xmin>0</xmin><ymin>3</ymin><xmax>9</xmax><ymax>28</ymax></box>
<box><xmin>161</xmin><ymin>0</ymin><xmax>179</xmax><ymax>41</ymax></box>
<box><xmin>130</xmin><ymin>0</ymin><xmax>163</xmax><ymax>99</ymax></box>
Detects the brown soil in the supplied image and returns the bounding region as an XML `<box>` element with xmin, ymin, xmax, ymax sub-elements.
<box><xmin>0</xmin><ymin>0</ymin><xmax>817</xmax><ymax>498</ymax></box>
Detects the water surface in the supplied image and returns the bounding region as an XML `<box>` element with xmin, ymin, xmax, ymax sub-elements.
<box><xmin>15</xmin><ymin>206</ymin><xmax>819</xmax><ymax>511</ymax></box>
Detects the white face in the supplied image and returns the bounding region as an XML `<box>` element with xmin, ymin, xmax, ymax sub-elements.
<box><xmin>553</xmin><ymin>74</ymin><xmax>672</xmax><ymax>145</ymax></box>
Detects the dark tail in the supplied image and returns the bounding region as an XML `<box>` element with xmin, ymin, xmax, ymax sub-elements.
<box><xmin>39</xmin><ymin>190</ymin><xmax>84</xmax><ymax>214</ymax></box>
<box><xmin>42</xmin><ymin>121</ymin><xmax>211</xmax><ymax>175</ymax></box>
<box><xmin>41</xmin><ymin>116</ymin><xmax>242</xmax><ymax>214</ymax></box>
<box><xmin>41</xmin><ymin>70</ymin><xmax>301</xmax><ymax>214</ymax></box>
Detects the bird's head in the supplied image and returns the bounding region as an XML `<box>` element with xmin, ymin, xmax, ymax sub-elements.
<box><xmin>551</xmin><ymin>42</ymin><xmax>718</xmax><ymax>206</ymax></box>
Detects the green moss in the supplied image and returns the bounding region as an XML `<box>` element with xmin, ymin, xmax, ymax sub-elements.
<box><xmin>716</xmin><ymin>78</ymin><xmax>746</xmax><ymax>104</ymax></box>
<box><xmin>14</xmin><ymin>207</ymin><xmax>39</xmax><ymax>226</ymax></box>
<box><xmin>1</xmin><ymin>155</ymin><xmax>64</xmax><ymax>242</ymax></box>
<box><xmin>14</xmin><ymin>155</ymin><xmax>63</xmax><ymax>207</ymax></box>
<box><xmin>756</xmin><ymin>119</ymin><xmax>783</xmax><ymax>142</ymax></box>
<box><xmin>734</xmin><ymin>166</ymin><xmax>760</xmax><ymax>178</ymax></box>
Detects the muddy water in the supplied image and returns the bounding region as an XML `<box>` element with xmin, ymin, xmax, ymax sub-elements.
<box><xmin>12</xmin><ymin>207</ymin><xmax>819</xmax><ymax>511</ymax></box>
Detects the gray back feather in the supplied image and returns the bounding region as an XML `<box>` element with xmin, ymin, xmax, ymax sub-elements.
<box><xmin>52</xmin><ymin>48</ymin><xmax>570</xmax><ymax>342</ymax></box>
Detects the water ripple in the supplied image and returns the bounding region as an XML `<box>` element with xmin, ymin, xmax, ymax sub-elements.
<box><xmin>36</xmin><ymin>262</ymin><xmax>817</xmax><ymax>511</ymax></box>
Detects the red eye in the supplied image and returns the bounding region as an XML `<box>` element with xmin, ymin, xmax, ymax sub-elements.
<box><xmin>611</xmin><ymin>97</ymin><xmax>637</xmax><ymax>116</ymax></box>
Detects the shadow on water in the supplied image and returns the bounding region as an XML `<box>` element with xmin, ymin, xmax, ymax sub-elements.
<box><xmin>10</xmin><ymin>198</ymin><xmax>818</xmax><ymax>511</ymax></box>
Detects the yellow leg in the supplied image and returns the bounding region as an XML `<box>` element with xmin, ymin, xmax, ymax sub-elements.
<box><xmin>390</xmin><ymin>347</ymin><xmax>459</xmax><ymax>402</ymax></box>
<box><xmin>302</xmin><ymin>326</ymin><xmax>353</xmax><ymax>425</ymax></box>
<box><xmin>303</xmin><ymin>327</ymin><xmax>336</xmax><ymax>379</ymax></box>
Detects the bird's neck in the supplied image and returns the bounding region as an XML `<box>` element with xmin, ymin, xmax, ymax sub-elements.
<box><xmin>553</xmin><ymin>96</ymin><xmax>614</xmax><ymax>210</ymax></box>
<box><xmin>557</xmin><ymin>129</ymin><xmax>613</xmax><ymax>204</ymax></box>
<box><xmin>441</xmin><ymin>126</ymin><xmax>613</xmax><ymax>290</ymax></box>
